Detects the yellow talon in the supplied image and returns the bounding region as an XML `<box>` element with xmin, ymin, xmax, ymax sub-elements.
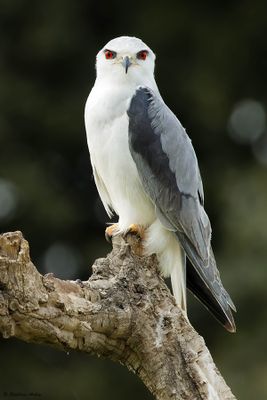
<box><xmin>105</xmin><ymin>224</ymin><xmax>118</xmax><ymax>243</ymax></box>
<box><xmin>125</xmin><ymin>224</ymin><xmax>145</xmax><ymax>256</ymax></box>
<box><xmin>126</xmin><ymin>224</ymin><xmax>145</xmax><ymax>239</ymax></box>
<box><xmin>105</xmin><ymin>223</ymin><xmax>145</xmax><ymax>255</ymax></box>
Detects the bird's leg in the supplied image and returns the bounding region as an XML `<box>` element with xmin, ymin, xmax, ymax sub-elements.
<box><xmin>124</xmin><ymin>224</ymin><xmax>145</xmax><ymax>256</ymax></box>
<box><xmin>105</xmin><ymin>223</ymin><xmax>145</xmax><ymax>256</ymax></box>
<box><xmin>105</xmin><ymin>224</ymin><xmax>119</xmax><ymax>243</ymax></box>
<box><xmin>125</xmin><ymin>224</ymin><xmax>145</xmax><ymax>239</ymax></box>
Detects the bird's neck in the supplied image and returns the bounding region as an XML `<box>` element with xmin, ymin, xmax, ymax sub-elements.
<box><xmin>90</xmin><ymin>76</ymin><xmax>160</xmax><ymax>113</ymax></box>
<box><xmin>86</xmin><ymin>74</ymin><xmax>161</xmax><ymax>125</ymax></box>
<box><xmin>95</xmin><ymin>72</ymin><xmax>159</xmax><ymax>95</ymax></box>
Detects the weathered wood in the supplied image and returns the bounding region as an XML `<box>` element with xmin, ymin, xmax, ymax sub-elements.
<box><xmin>0</xmin><ymin>231</ymin><xmax>236</xmax><ymax>400</ymax></box>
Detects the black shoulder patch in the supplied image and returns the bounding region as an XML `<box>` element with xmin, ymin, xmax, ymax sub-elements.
<box><xmin>127</xmin><ymin>87</ymin><xmax>178</xmax><ymax>192</ymax></box>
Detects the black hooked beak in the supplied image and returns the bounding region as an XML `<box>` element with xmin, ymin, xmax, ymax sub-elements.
<box><xmin>122</xmin><ymin>56</ymin><xmax>132</xmax><ymax>74</ymax></box>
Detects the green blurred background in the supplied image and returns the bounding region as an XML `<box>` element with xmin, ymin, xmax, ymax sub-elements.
<box><xmin>1</xmin><ymin>0</ymin><xmax>267</xmax><ymax>399</ymax></box>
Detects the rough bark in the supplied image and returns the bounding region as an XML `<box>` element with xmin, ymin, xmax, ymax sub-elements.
<box><xmin>0</xmin><ymin>231</ymin><xmax>236</xmax><ymax>400</ymax></box>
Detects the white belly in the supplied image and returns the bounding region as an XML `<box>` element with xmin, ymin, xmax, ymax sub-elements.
<box><xmin>85</xmin><ymin>82</ymin><xmax>186</xmax><ymax>309</ymax></box>
<box><xmin>85</xmin><ymin>93</ymin><xmax>155</xmax><ymax>231</ymax></box>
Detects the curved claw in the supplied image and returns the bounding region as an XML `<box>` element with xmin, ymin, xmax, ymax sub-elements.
<box><xmin>124</xmin><ymin>224</ymin><xmax>145</xmax><ymax>240</ymax></box>
<box><xmin>105</xmin><ymin>224</ymin><xmax>118</xmax><ymax>243</ymax></box>
<box><xmin>123</xmin><ymin>224</ymin><xmax>146</xmax><ymax>256</ymax></box>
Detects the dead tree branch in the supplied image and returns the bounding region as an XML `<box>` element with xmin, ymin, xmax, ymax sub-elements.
<box><xmin>0</xmin><ymin>231</ymin><xmax>236</xmax><ymax>400</ymax></box>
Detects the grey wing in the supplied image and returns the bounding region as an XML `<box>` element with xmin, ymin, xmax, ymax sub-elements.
<box><xmin>127</xmin><ymin>87</ymin><xmax>236</xmax><ymax>332</ymax></box>
<box><xmin>92</xmin><ymin>164</ymin><xmax>114</xmax><ymax>218</ymax></box>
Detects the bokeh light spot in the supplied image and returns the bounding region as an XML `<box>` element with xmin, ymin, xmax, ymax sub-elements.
<box><xmin>228</xmin><ymin>99</ymin><xmax>266</xmax><ymax>144</ymax></box>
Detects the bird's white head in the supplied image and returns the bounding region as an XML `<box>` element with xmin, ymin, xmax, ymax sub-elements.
<box><xmin>95</xmin><ymin>36</ymin><xmax>156</xmax><ymax>87</ymax></box>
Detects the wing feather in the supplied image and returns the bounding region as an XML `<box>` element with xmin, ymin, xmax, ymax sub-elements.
<box><xmin>92</xmin><ymin>164</ymin><xmax>114</xmax><ymax>218</ymax></box>
<box><xmin>127</xmin><ymin>86</ymin><xmax>236</xmax><ymax>331</ymax></box>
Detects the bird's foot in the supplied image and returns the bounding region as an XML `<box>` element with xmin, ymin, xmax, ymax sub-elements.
<box><xmin>105</xmin><ymin>223</ymin><xmax>145</xmax><ymax>256</ymax></box>
<box><xmin>125</xmin><ymin>224</ymin><xmax>145</xmax><ymax>240</ymax></box>
<box><xmin>124</xmin><ymin>224</ymin><xmax>145</xmax><ymax>256</ymax></box>
<box><xmin>105</xmin><ymin>224</ymin><xmax>119</xmax><ymax>243</ymax></box>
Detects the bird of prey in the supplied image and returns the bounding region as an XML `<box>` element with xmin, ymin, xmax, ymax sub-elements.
<box><xmin>85</xmin><ymin>36</ymin><xmax>236</xmax><ymax>332</ymax></box>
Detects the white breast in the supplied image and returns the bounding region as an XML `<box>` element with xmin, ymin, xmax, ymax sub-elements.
<box><xmin>85</xmin><ymin>78</ymin><xmax>186</xmax><ymax>309</ymax></box>
<box><xmin>85</xmin><ymin>82</ymin><xmax>155</xmax><ymax>231</ymax></box>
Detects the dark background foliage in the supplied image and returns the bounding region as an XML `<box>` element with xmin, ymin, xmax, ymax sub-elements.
<box><xmin>1</xmin><ymin>1</ymin><xmax>267</xmax><ymax>399</ymax></box>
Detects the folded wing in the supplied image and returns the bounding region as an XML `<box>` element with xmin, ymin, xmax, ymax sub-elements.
<box><xmin>127</xmin><ymin>87</ymin><xmax>236</xmax><ymax>332</ymax></box>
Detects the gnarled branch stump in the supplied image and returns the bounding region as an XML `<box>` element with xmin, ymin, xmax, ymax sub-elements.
<box><xmin>0</xmin><ymin>231</ymin><xmax>236</xmax><ymax>400</ymax></box>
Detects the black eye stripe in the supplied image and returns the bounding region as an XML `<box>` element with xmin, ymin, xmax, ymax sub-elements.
<box><xmin>136</xmin><ymin>50</ymin><xmax>149</xmax><ymax>61</ymax></box>
<box><xmin>136</xmin><ymin>50</ymin><xmax>149</xmax><ymax>59</ymax></box>
<box><xmin>104</xmin><ymin>49</ymin><xmax>117</xmax><ymax>59</ymax></box>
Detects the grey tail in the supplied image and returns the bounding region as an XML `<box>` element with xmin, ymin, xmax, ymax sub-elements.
<box><xmin>176</xmin><ymin>232</ymin><xmax>236</xmax><ymax>333</ymax></box>
<box><xmin>186</xmin><ymin>261</ymin><xmax>236</xmax><ymax>333</ymax></box>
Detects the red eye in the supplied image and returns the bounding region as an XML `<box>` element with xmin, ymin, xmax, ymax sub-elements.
<box><xmin>104</xmin><ymin>49</ymin><xmax>116</xmax><ymax>59</ymax></box>
<box><xmin>137</xmin><ymin>50</ymin><xmax>148</xmax><ymax>60</ymax></box>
